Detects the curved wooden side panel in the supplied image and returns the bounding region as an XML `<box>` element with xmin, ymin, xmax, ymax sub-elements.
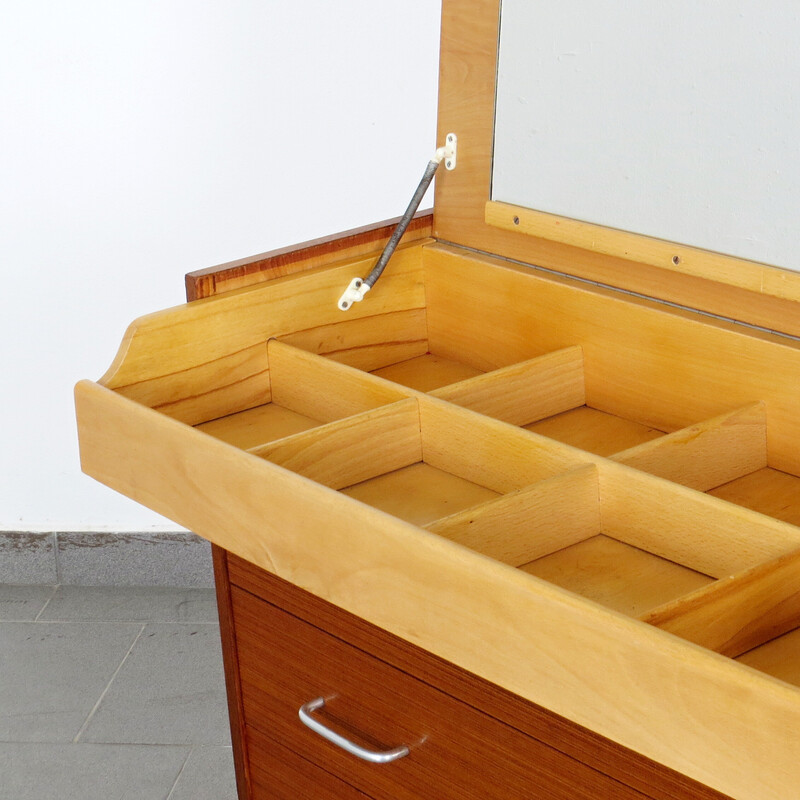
<box><xmin>97</xmin><ymin>244</ymin><xmax>428</xmax><ymax>425</ymax></box>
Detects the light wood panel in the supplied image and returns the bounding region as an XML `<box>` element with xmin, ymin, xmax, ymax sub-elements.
<box><xmin>75</xmin><ymin>378</ymin><xmax>800</xmax><ymax>800</ymax></box>
<box><xmin>342</xmin><ymin>462</ymin><xmax>499</xmax><ymax>529</ymax></box>
<box><xmin>525</xmin><ymin>407</ymin><xmax>664</xmax><ymax>457</ymax></box>
<box><xmin>430</xmin><ymin>346</ymin><xmax>585</xmax><ymax>426</ymax></box>
<box><xmin>195</xmin><ymin>403</ymin><xmax>320</xmax><ymax>449</ymax></box>
<box><xmin>371</xmin><ymin>353</ymin><xmax>483</xmax><ymax>392</ymax></box>
<box><xmin>267</xmin><ymin>339</ymin><xmax>409</xmax><ymax>423</ymax></box>
<box><xmin>642</xmin><ymin>547</ymin><xmax>800</xmax><ymax>658</ymax></box>
<box><xmin>486</xmin><ymin>201</ymin><xmax>800</xmax><ymax>302</ymax></box>
<box><xmin>251</xmin><ymin>399</ymin><xmax>421</xmax><ymax>491</ymax></box>
<box><xmin>520</xmin><ymin>535</ymin><xmax>713</xmax><ymax>618</ymax></box>
<box><xmin>424</xmin><ymin>243</ymin><xmax>800</xmax><ymax>475</ymax></box>
<box><xmin>612</xmin><ymin>403</ymin><xmax>768</xmax><ymax>492</ymax></box>
<box><xmin>599</xmin><ymin>463</ymin><xmax>800</xmax><ymax>578</ymax></box>
<box><xmin>418</xmin><ymin>395</ymin><xmax>589</xmax><ymax>494</ymax></box>
<box><xmin>114</xmin><ymin>341</ymin><xmax>270</xmax><ymax>426</ymax></box>
<box><xmin>737</xmin><ymin>628</ymin><xmax>800</xmax><ymax>688</ymax></box>
<box><xmin>100</xmin><ymin>245</ymin><xmax>426</xmax><ymax>413</ymax></box>
<box><xmin>425</xmin><ymin>466</ymin><xmax>600</xmax><ymax>566</ymax></box>
<box><xmin>709</xmin><ymin>467</ymin><xmax>800</xmax><ymax>527</ymax></box>
<box><xmin>434</xmin><ymin>0</ymin><xmax>800</xmax><ymax>337</ymax></box>
<box><xmin>278</xmin><ymin>307</ymin><xmax>428</xmax><ymax>372</ymax></box>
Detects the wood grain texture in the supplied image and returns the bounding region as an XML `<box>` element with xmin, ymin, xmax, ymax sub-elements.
<box><xmin>371</xmin><ymin>353</ymin><xmax>483</xmax><ymax>392</ymax></box>
<box><xmin>211</xmin><ymin>546</ymin><xmax>252</xmax><ymax>800</ymax></box>
<box><xmin>434</xmin><ymin>0</ymin><xmax>800</xmax><ymax>336</ymax></box>
<box><xmin>228</xmin><ymin>555</ymin><xmax>730</xmax><ymax>800</ymax></box>
<box><xmin>341</xmin><ymin>462</ymin><xmax>499</xmax><ymax>527</ymax></box>
<box><xmin>425</xmin><ymin>465</ymin><xmax>600</xmax><ymax>566</ymax></box>
<box><xmin>267</xmin><ymin>339</ymin><xmax>409</xmax><ymax>423</ymax></box>
<box><xmin>612</xmin><ymin>403</ymin><xmax>768</xmax><ymax>491</ymax></box>
<box><xmin>525</xmin><ymin>406</ymin><xmax>664</xmax><ymax>457</ymax></box>
<box><xmin>737</xmin><ymin>628</ymin><xmax>800</xmax><ymax>688</ymax></box>
<box><xmin>186</xmin><ymin>211</ymin><xmax>433</xmax><ymax>300</ymax></box>
<box><xmin>418</xmin><ymin>395</ymin><xmax>589</xmax><ymax>494</ymax></box>
<box><xmin>430</xmin><ymin>346</ymin><xmax>586</xmax><ymax>426</ymax></box>
<box><xmin>521</xmin><ymin>534</ymin><xmax>713</xmax><ymax>618</ymax></box>
<box><xmin>278</xmin><ymin>307</ymin><xmax>428</xmax><ymax>373</ymax></box>
<box><xmin>74</xmin><ymin>379</ymin><xmax>800</xmax><ymax>799</ymax></box>
<box><xmin>486</xmin><ymin>201</ymin><xmax>800</xmax><ymax>303</ymax></box>
<box><xmin>232</xmin><ymin>585</ymin><xmax>651</xmax><ymax>800</ymax></box>
<box><xmin>642</xmin><ymin>546</ymin><xmax>800</xmax><ymax>658</ymax></box>
<box><xmin>424</xmin><ymin>244</ymin><xmax>800</xmax><ymax>476</ymax></box>
<box><xmin>709</xmin><ymin>467</ymin><xmax>800</xmax><ymax>526</ymax></box>
<box><xmin>247</xmin><ymin>725</ymin><xmax>372</xmax><ymax>800</ymax></box>
<box><xmin>195</xmin><ymin>403</ymin><xmax>320</xmax><ymax>449</ymax></box>
<box><xmin>113</xmin><ymin>341</ymin><xmax>270</xmax><ymax>426</ymax></box>
<box><xmin>102</xmin><ymin>244</ymin><xmax>426</xmax><ymax>410</ymax></box>
<box><xmin>599</xmin><ymin>461</ymin><xmax>800</xmax><ymax>578</ymax></box>
<box><xmin>251</xmin><ymin>399</ymin><xmax>422</xmax><ymax>491</ymax></box>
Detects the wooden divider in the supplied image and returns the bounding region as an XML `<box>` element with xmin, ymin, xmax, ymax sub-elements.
<box><xmin>641</xmin><ymin>547</ymin><xmax>800</xmax><ymax>658</ymax></box>
<box><xmin>267</xmin><ymin>339</ymin><xmax>410</xmax><ymax>423</ymax></box>
<box><xmin>612</xmin><ymin>403</ymin><xmax>767</xmax><ymax>491</ymax></box>
<box><xmin>425</xmin><ymin>466</ymin><xmax>599</xmax><ymax>566</ymax></box>
<box><xmin>418</xmin><ymin>396</ymin><xmax>591</xmax><ymax>494</ymax></box>
<box><xmin>430</xmin><ymin>346</ymin><xmax>585</xmax><ymax>426</ymax></box>
<box><xmin>598</xmin><ymin>462</ymin><xmax>800</xmax><ymax>577</ymax></box>
<box><xmin>251</xmin><ymin>399</ymin><xmax>421</xmax><ymax>490</ymax></box>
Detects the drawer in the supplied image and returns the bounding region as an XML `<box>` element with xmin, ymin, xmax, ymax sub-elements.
<box><xmin>76</xmin><ymin>239</ymin><xmax>800</xmax><ymax>799</ymax></box>
<box><xmin>231</xmin><ymin>584</ymin><xmax>650</xmax><ymax>800</ymax></box>
<box><xmin>247</xmin><ymin>725</ymin><xmax>372</xmax><ymax>800</ymax></box>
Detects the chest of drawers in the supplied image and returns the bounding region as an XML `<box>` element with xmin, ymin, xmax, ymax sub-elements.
<box><xmin>75</xmin><ymin>3</ymin><xmax>800</xmax><ymax>797</ymax></box>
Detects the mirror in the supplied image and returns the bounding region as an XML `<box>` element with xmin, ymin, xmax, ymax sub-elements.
<box><xmin>492</xmin><ymin>1</ymin><xmax>800</xmax><ymax>272</ymax></box>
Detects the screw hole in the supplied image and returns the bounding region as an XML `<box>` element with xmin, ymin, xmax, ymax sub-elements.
<box><xmin>672</xmin><ymin>255</ymin><xmax>681</xmax><ymax>265</ymax></box>
<box><xmin>513</xmin><ymin>216</ymin><xmax>520</xmax><ymax>225</ymax></box>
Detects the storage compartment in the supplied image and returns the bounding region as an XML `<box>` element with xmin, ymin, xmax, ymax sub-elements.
<box><xmin>255</xmin><ymin>394</ymin><xmax>586</xmax><ymax>527</ymax></box>
<box><xmin>193</xmin><ymin>340</ymin><xmax>409</xmax><ymax>450</ymax></box>
<box><xmin>76</xmin><ymin>238</ymin><xmax>800</xmax><ymax>800</ymax></box>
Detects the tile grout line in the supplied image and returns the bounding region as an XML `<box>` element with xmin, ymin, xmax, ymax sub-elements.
<box><xmin>33</xmin><ymin>584</ymin><xmax>60</xmax><ymax>622</ymax></box>
<box><xmin>165</xmin><ymin>746</ymin><xmax>195</xmax><ymax>800</ymax></box>
<box><xmin>72</xmin><ymin>623</ymin><xmax>147</xmax><ymax>744</ymax></box>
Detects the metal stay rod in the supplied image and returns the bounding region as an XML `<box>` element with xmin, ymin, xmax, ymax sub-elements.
<box><xmin>338</xmin><ymin>133</ymin><xmax>457</xmax><ymax>311</ymax></box>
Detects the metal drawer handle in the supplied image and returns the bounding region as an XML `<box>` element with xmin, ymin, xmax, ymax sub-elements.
<box><xmin>298</xmin><ymin>697</ymin><xmax>411</xmax><ymax>764</ymax></box>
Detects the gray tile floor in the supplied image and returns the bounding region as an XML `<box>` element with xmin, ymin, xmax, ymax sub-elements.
<box><xmin>0</xmin><ymin>584</ymin><xmax>237</xmax><ymax>799</ymax></box>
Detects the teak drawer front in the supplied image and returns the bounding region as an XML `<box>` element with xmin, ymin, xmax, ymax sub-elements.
<box><xmin>230</xmin><ymin>585</ymin><xmax>649</xmax><ymax>800</ymax></box>
<box><xmin>247</xmin><ymin>725</ymin><xmax>372</xmax><ymax>800</ymax></box>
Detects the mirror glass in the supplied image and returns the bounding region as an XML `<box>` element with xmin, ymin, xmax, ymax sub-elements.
<box><xmin>492</xmin><ymin>1</ymin><xmax>800</xmax><ymax>271</ymax></box>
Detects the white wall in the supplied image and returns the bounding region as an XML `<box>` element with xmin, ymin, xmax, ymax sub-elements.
<box><xmin>0</xmin><ymin>0</ymin><xmax>441</xmax><ymax>531</ymax></box>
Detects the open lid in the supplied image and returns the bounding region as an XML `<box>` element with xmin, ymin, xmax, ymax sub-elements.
<box><xmin>433</xmin><ymin>0</ymin><xmax>800</xmax><ymax>337</ymax></box>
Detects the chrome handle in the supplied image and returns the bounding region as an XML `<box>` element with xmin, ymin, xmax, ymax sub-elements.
<box><xmin>298</xmin><ymin>697</ymin><xmax>410</xmax><ymax>764</ymax></box>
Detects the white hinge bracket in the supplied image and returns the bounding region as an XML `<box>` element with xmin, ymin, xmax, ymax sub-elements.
<box><xmin>435</xmin><ymin>132</ymin><xmax>457</xmax><ymax>170</ymax></box>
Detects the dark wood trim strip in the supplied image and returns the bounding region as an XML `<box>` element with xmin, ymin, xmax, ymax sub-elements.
<box><xmin>185</xmin><ymin>211</ymin><xmax>434</xmax><ymax>301</ymax></box>
<box><xmin>212</xmin><ymin>545</ymin><xmax>252</xmax><ymax>800</ymax></box>
<box><xmin>227</xmin><ymin>554</ymin><xmax>730</xmax><ymax>800</ymax></box>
